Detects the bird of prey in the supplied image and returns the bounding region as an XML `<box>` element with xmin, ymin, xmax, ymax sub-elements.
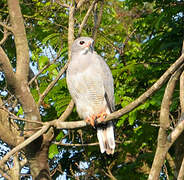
<box><xmin>66</xmin><ymin>37</ymin><xmax>115</xmax><ymax>154</ymax></box>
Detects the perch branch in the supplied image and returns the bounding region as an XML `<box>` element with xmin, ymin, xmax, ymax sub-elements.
<box><xmin>105</xmin><ymin>53</ymin><xmax>184</xmax><ymax>121</ymax></box>
<box><xmin>51</xmin><ymin>53</ymin><xmax>184</xmax><ymax>129</ymax></box>
<box><xmin>2</xmin><ymin>53</ymin><xmax>184</xmax><ymax>130</ymax></box>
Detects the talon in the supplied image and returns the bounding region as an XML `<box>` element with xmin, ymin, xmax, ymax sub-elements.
<box><xmin>85</xmin><ymin>115</ymin><xmax>96</xmax><ymax>127</ymax></box>
<box><xmin>97</xmin><ymin>111</ymin><xmax>107</xmax><ymax>122</ymax></box>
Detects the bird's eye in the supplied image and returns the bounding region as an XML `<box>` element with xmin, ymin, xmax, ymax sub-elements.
<box><xmin>79</xmin><ymin>41</ymin><xmax>85</xmax><ymax>45</ymax></box>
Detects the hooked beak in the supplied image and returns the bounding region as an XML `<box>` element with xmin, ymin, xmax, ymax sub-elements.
<box><xmin>85</xmin><ymin>41</ymin><xmax>94</xmax><ymax>52</ymax></box>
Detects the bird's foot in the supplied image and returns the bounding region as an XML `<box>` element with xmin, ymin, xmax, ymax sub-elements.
<box><xmin>85</xmin><ymin>115</ymin><xmax>96</xmax><ymax>127</ymax></box>
<box><xmin>96</xmin><ymin>111</ymin><xmax>107</xmax><ymax>123</ymax></box>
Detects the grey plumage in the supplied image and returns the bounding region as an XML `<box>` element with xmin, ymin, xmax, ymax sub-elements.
<box><xmin>66</xmin><ymin>37</ymin><xmax>115</xmax><ymax>154</ymax></box>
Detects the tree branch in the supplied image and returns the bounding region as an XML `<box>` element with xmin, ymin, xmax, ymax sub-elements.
<box><xmin>7</xmin><ymin>0</ymin><xmax>29</xmax><ymax>80</ymax></box>
<box><xmin>180</xmin><ymin>71</ymin><xmax>184</xmax><ymax>112</ymax></box>
<box><xmin>177</xmin><ymin>156</ymin><xmax>184</xmax><ymax>180</ymax></box>
<box><xmin>76</xmin><ymin>0</ymin><xmax>86</xmax><ymax>9</ymax></box>
<box><xmin>37</xmin><ymin>62</ymin><xmax>69</xmax><ymax>107</ymax></box>
<box><xmin>0</xmin><ymin>21</ymin><xmax>13</xmax><ymax>32</ymax></box>
<box><xmin>58</xmin><ymin>100</ymin><xmax>74</xmax><ymax>121</ymax></box>
<box><xmin>2</xmin><ymin>53</ymin><xmax>184</xmax><ymax>130</ymax></box>
<box><xmin>148</xmin><ymin>64</ymin><xmax>184</xmax><ymax>180</ymax></box>
<box><xmin>0</xmin><ymin>124</ymin><xmax>50</xmax><ymax>168</ymax></box>
<box><xmin>54</xmin><ymin>0</ymin><xmax>70</xmax><ymax>8</ymax></box>
<box><xmin>0</xmin><ymin>105</ymin><xmax>44</xmax><ymax>125</ymax></box>
<box><xmin>1</xmin><ymin>50</ymin><xmax>184</xmax><ymax>170</ymax></box>
<box><xmin>0</xmin><ymin>168</ymin><xmax>11</xmax><ymax>180</ymax></box>
<box><xmin>46</xmin><ymin>53</ymin><xmax>184</xmax><ymax>130</ymax></box>
<box><xmin>92</xmin><ymin>0</ymin><xmax>104</xmax><ymax>41</ymax></box>
<box><xmin>120</xmin><ymin>28</ymin><xmax>136</xmax><ymax>57</ymax></box>
<box><xmin>28</xmin><ymin>49</ymin><xmax>62</xmax><ymax>86</ymax></box>
<box><xmin>0</xmin><ymin>47</ymin><xmax>16</xmax><ymax>88</ymax></box>
<box><xmin>54</xmin><ymin>142</ymin><xmax>99</xmax><ymax>147</ymax></box>
<box><xmin>68</xmin><ymin>4</ymin><xmax>75</xmax><ymax>59</ymax></box>
<box><xmin>180</xmin><ymin>40</ymin><xmax>184</xmax><ymax>112</ymax></box>
<box><xmin>0</xmin><ymin>26</ymin><xmax>11</xmax><ymax>45</ymax></box>
<box><xmin>5</xmin><ymin>0</ymin><xmax>41</xmax><ymax>127</ymax></box>
<box><xmin>78</xmin><ymin>0</ymin><xmax>97</xmax><ymax>37</ymax></box>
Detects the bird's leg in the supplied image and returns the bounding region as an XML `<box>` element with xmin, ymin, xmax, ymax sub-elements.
<box><xmin>85</xmin><ymin>114</ymin><xmax>96</xmax><ymax>127</ymax></box>
<box><xmin>96</xmin><ymin>110</ymin><xmax>107</xmax><ymax>123</ymax></box>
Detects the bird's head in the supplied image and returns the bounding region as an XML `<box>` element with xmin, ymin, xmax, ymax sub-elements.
<box><xmin>71</xmin><ymin>37</ymin><xmax>94</xmax><ymax>55</ymax></box>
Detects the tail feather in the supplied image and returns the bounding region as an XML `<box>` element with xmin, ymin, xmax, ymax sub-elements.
<box><xmin>97</xmin><ymin>121</ymin><xmax>115</xmax><ymax>154</ymax></box>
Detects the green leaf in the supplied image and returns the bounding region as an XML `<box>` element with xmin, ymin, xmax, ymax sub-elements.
<box><xmin>117</xmin><ymin>114</ymin><xmax>128</xmax><ymax>127</ymax></box>
<box><xmin>39</xmin><ymin>56</ymin><xmax>49</xmax><ymax>69</ymax></box>
<box><xmin>42</xmin><ymin>33</ymin><xmax>60</xmax><ymax>44</ymax></box>
<box><xmin>128</xmin><ymin>110</ymin><xmax>137</xmax><ymax>125</ymax></box>
<box><xmin>55</xmin><ymin>131</ymin><xmax>64</xmax><ymax>141</ymax></box>
<box><xmin>16</xmin><ymin>107</ymin><xmax>23</xmax><ymax>117</ymax></box>
<box><xmin>49</xmin><ymin>144</ymin><xmax>59</xmax><ymax>159</ymax></box>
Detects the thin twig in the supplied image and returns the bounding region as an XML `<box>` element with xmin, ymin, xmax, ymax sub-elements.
<box><xmin>37</xmin><ymin>62</ymin><xmax>69</xmax><ymax>107</ymax></box>
<box><xmin>68</xmin><ymin>4</ymin><xmax>75</xmax><ymax>59</ymax></box>
<box><xmin>28</xmin><ymin>48</ymin><xmax>62</xmax><ymax>85</ymax></box>
<box><xmin>58</xmin><ymin>100</ymin><xmax>74</xmax><ymax>122</ymax></box>
<box><xmin>10</xmin><ymin>116</ymin><xmax>44</xmax><ymax>125</ymax></box>
<box><xmin>76</xmin><ymin>0</ymin><xmax>86</xmax><ymax>9</ymax></box>
<box><xmin>0</xmin><ymin>106</ymin><xmax>43</xmax><ymax>125</ymax></box>
<box><xmin>55</xmin><ymin>140</ymin><xmax>122</xmax><ymax>147</ymax></box>
<box><xmin>54</xmin><ymin>142</ymin><xmax>99</xmax><ymax>146</ymax></box>
<box><xmin>120</xmin><ymin>28</ymin><xmax>136</xmax><ymax>56</ymax></box>
<box><xmin>54</xmin><ymin>0</ymin><xmax>69</xmax><ymax>8</ymax></box>
<box><xmin>92</xmin><ymin>0</ymin><xmax>104</xmax><ymax>41</ymax></box>
<box><xmin>78</xmin><ymin>0</ymin><xmax>97</xmax><ymax>37</ymax></box>
<box><xmin>0</xmin><ymin>168</ymin><xmax>11</xmax><ymax>180</ymax></box>
<box><xmin>0</xmin><ymin>27</ymin><xmax>11</xmax><ymax>45</ymax></box>
<box><xmin>0</xmin><ymin>21</ymin><xmax>13</xmax><ymax>32</ymax></box>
